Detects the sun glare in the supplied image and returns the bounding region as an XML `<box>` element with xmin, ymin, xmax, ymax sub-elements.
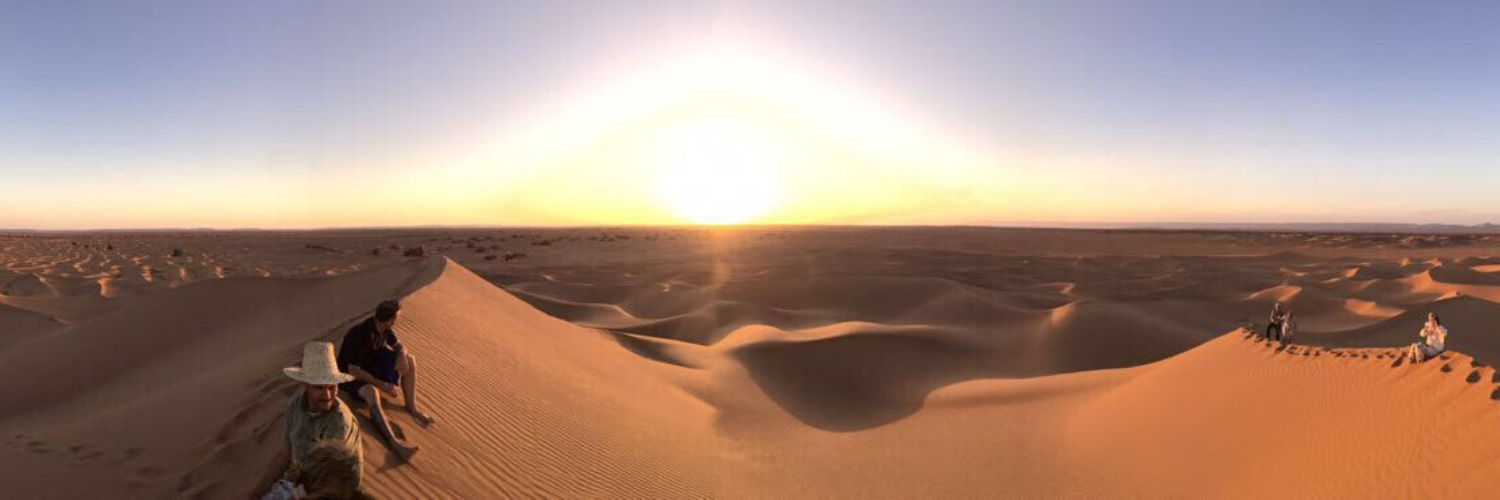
<box><xmin>654</xmin><ymin>119</ymin><xmax>782</xmax><ymax>225</ymax></box>
<box><xmin>449</xmin><ymin>44</ymin><xmax>991</xmax><ymax>226</ymax></box>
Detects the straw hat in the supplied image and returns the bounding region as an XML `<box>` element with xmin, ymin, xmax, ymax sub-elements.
<box><xmin>284</xmin><ymin>341</ymin><xmax>355</xmax><ymax>385</ymax></box>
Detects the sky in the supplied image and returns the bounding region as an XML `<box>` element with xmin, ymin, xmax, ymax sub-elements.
<box><xmin>3</xmin><ymin>0</ymin><xmax>1500</xmax><ymax>229</ymax></box>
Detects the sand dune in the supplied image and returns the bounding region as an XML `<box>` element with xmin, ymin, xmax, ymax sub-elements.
<box><xmin>351</xmin><ymin>259</ymin><xmax>715</xmax><ymax>497</ymax></box>
<box><xmin>722</xmin><ymin>332</ymin><xmax>1500</xmax><ymax>498</ymax></box>
<box><xmin>0</xmin><ymin>257</ymin><xmax>444</xmax><ymax>498</ymax></box>
<box><xmin>10</xmin><ymin>257</ymin><xmax>1497</xmax><ymax>497</ymax></box>
<box><xmin>0</xmin><ymin>302</ymin><xmax>61</xmax><ymax>349</ymax></box>
<box><xmin>6</xmin><ymin>228</ymin><xmax>1500</xmax><ymax>497</ymax></box>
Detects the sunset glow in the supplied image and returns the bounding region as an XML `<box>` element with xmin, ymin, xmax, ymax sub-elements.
<box><xmin>5</xmin><ymin>2</ymin><xmax>1500</xmax><ymax>229</ymax></box>
<box><xmin>653</xmin><ymin>118</ymin><xmax>782</xmax><ymax>224</ymax></box>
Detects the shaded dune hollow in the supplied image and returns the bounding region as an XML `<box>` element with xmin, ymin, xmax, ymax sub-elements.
<box><xmin>4</xmin><ymin>257</ymin><xmax>1500</xmax><ymax>497</ymax></box>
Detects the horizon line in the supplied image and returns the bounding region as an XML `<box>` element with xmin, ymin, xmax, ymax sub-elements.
<box><xmin>4</xmin><ymin>220</ymin><xmax>1500</xmax><ymax>234</ymax></box>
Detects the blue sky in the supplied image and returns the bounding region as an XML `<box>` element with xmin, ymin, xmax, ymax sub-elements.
<box><xmin>3</xmin><ymin>1</ymin><xmax>1499</xmax><ymax>228</ymax></box>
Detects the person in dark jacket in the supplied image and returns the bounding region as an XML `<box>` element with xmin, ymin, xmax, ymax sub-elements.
<box><xmin>336</xmin><ymin>299</ymin><xmax>435</xmax><ymax>461</ymax></box>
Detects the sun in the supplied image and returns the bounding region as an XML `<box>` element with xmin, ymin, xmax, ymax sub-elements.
<box><xmin>654</xmin><ymin>119</ymin><xmax>782</xmax><ymax>225</ymax></box>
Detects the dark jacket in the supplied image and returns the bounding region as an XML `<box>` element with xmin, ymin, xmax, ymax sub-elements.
<box><xmin>336</xmin><ymin>317</ymin><xmax>401</xmax><ymax>376</ymax></box>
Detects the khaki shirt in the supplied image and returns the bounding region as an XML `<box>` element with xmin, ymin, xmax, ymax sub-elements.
<box><xmin>283</xmin><ymin>388</ymin><xmax>363</xmax><ymax>486</ymax></box>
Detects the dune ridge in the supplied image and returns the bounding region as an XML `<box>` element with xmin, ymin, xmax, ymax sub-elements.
<box><xmin>0</xmin><ymin>257</ymin><xmax>446</xmax><ymax>498</ymax></box>
<box><xmin>8</xmin><ymin>228</ymin><xmax>1500</xmax><ymax>497</ymax></box>
<box><xmin>5</xmin><ymin>257</ymin><xmax>1500</xmax><ymax>497</ymax></box>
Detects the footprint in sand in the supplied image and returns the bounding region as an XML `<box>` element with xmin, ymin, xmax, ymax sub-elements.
<box><xmin>177</xmin><ymin>476</ymin><xmax>224</xmax><ymax>497</ymax></box>
<box><xmin>74</xmin><ymin>449</ymin><xmax>105</xmax><ymax>463</ymax></box>
<box><xmin>213</xmin><ymin>404</ymin><xmax>263</xmax><ymax>444</ymax></box>
<box><xmin>129</xmin><ymin>465</ymin><xmax>165</xmax><ymax>480</ymax></box>
<box><xmin>252</xmin><ymin>421</ymin><xmax>278</xmax><ymax>445</ymax></box>
<box><xmin>245</xmin><ymin>374</ymin><xmax>295</xmax><ymax>395</ymax></box>
<box><xmin>120</xmin><ymin>446</ymin><xmax>145</xmax><ymax>461</ymax></box>
<box><xmin>26</xmin><ymin>441</ymin><xmax>53</xmax><ymax>455</ymax></box>
<box><xmin>1441</xmin><ymin>364</ymin><xmax>1454</xmax><ymax>373</ymax></box>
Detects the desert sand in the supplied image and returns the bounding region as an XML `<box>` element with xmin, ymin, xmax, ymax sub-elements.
<box><xmin>4</xmin><ymin>227</ymin><xmax>1500</xmax><ymax>497</ymax></box>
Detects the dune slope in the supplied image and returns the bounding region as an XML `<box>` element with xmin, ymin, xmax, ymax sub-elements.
<box><xmin>0</xmin><ymin>257</ymin><xmax>445</xmax><ymax>498</ymax></box>
<box><xmin>6</xmin><ymin>257</ymin><xmax>1500</xmax><ymax>498</ymax></box>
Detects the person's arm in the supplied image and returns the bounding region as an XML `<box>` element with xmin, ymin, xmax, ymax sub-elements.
<box><xmin>347</xmin><ymin>365</ymin><xmax>396</xmax><ymax>395</ymax></box>
<box><xmin>281</xmin><ymin>403</ymin><xmax>300</xmax><ymax>483</ymax></box>
<box><xmin>387</xmin><ymin>329</ymin><xmax>404</xmax><ymax>353</ymax></box>
<box><xmin>346</xmin><ymin>365</ymin><xmax>385</xmax><ymax>387</ymax></box>
<box><xmin>337</xmin><ymin>328</ymin><xmax>391</xmax><ymax>391</ymax></box>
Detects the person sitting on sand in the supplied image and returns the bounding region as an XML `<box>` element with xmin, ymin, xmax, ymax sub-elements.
<box><xmin>1280</xmin><ymin>311</ymin><xmax>1298</xmax><ymax>345</ymax></box>
<box><xmin>1406</xmin><ymin>312</ymin><xmax>1448</xmax><ymax>363</ymax></box>
<box><xmin>337</xmin><ymin>299</ymin><xmax>435</xmax><ymax>461</ymax></box>
<box><xmin>1267</xmin><ymin>303</ymin><xmax>1288</xmax><ymax>341</ymax></box>
<box><xmin>263</xmin><ymin>342</ymin><xmax>363</xmax><ymax>500</ymax></box>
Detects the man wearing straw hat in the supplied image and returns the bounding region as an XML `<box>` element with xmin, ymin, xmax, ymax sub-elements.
<box><xmin>267</xmin><ymin>341</ymin><xmax>363</xmax><ymax>499</ymax></box>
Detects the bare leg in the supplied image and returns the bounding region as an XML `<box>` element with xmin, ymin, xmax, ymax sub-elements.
<box><xmin>398</xmin><ymin>352</ymin><xmax>436</xmax><ymax>425</ymax></box>
<box><xmin>359</xmin><ymin>384</ymin><xmax>420</xmax><ymax>460</ymax></box>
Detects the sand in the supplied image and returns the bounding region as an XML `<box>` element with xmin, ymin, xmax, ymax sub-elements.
<box><xmin>4</xmin><ymin>227</ymin><xmax>1500</xmax><ymax>497</ymax></box>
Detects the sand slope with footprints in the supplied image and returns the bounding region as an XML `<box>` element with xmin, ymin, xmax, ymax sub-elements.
<box><xmin>4</xmin><ymin>254</ymin><xmax>1500</xmax><ymax>497</ymax></box>
<box><xmin>8</xmin><ymin>229</ymin><xmax>1500</xmax><ymax>496</ymax></box>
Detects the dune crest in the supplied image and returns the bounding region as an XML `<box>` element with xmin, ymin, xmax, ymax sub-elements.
<box><xmin>8</xmin><ymin>228</ymin><xmax>1500</xmax><ymax>497</ymax></box>
<box><xmin>8</xmin><ymin>258</ymin><xmax>1500</xmax><ymax>497</ymax></box>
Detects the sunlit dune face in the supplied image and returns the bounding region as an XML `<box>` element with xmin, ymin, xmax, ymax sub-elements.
<box><xmin>654</xmin><ymin>119</ymin><xmax>782</xmax><ymax>225</ymax></box>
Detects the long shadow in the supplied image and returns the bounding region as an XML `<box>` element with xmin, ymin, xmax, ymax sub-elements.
<box><xmin>732</xmin><ymin>331</ymin><xmax>1003</xmax><ymax>432</ymax></box>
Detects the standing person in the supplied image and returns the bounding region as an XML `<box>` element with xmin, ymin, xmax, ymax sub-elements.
<box><xmin>336</xmin><ymin>299</ymin><xmax>435</xmax><ymax>461</ymax></box>
<box><xmin>1267</xmin><ymin>303</ymin><xmax>1289</xmax><ymax>341</ymax></box>
<box><xmin>263</xmin><ymin>342</ymin><xmax>363</xmax><ymax>500</ymax></box>
<box><xmin>1407</xmin><ymin>312</ymin><xmax>1448</xmax><ymax>363</ymax></box>
<box><xmin>1280</xmin><ymin>312</ymin><xmax>1298</xmax><ymax>345</ymax></box>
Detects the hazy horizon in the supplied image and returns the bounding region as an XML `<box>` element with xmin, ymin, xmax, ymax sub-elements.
<box><xmin>8</xmin><ymin>220</ymin><xmax>1500</xmax><ymax>233</ymax></box>
<box><xmin>6</xmin><ymin>1</ymin><xmax>1500</xmax><ymax>229</ymax></box>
